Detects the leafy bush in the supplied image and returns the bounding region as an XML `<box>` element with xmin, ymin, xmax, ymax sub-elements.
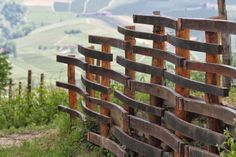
<box><xmin>218</xmin><ymin>129</ymin><xmax>236</xmax><ymax>157</ymax></box>
<box><xmin>0</xmin><ymin>55</ymin><xmax>11</xmax><ymax>91</ymax></box>
<box><xmin>0</xmin><ymin>85</ymin><xmax>67</xmax><ymax>130</ymax></box>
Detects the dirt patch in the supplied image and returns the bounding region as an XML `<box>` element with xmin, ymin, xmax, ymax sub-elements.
<box><xmin>0</xmin><ymin>129</ymin><xmax>57</xmax><ymax>148</ymax></box>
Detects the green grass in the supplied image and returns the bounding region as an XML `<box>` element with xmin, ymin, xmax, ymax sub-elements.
<box><xmin>11</xmin><ymin>17</ymin><xmax>119</xmax><ymax>81</ymax></box>
<box><xmin>26</xmin><ymin>6</ymin><xmax>76</xmax><ymax>26</ymax></box>
<box><xmin>0</xmin><ymin>114</ymin><xmax>102</xmax><ymax>157</ymax></box>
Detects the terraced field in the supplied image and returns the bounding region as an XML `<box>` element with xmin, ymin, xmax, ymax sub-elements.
<box><xmin>11</xmin><ymin>0</ymin><xmax>236</xmax><ymax>81</ymax></box>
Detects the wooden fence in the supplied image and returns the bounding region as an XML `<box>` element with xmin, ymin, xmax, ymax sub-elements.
<box><xmin>2</xmin><ymin>70</ymin><xmax>45</xmax><ymax>99</ymax></box>
<box><xmin>56</xmin><ymin>13</ymin><xmax>236</xmax><ymax>157</ymax></box>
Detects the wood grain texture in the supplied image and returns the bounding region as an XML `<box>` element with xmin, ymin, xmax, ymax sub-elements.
<box><xmin>114</xmin><ymin>90</ymin><xmax>164</xmax><ymax>117</ymax></box>
<box><xmin>88</xmin><ymin>65</ymin><xmax>130</xmax><ymax>85</ymax></box>
<box><xmin>186</xmin><ymin>61</ymin><xmax>236</xmax><ymax>79</ymax></box>
<box><xmin>129</xmin><ymin>80</ymin><xmax>180</xmax><ymax>108</ymax></box>
<box><xmin>133</xmin><ymin>46</ymin><xmax>185</xmax><ymax>67</ymax></box>
<box><xmin>78</xmin><ymin>45</ymin><xmax>113</xmax><ymax>61</ymax></box>
<box><xmin>82</xmin><ymin>102</ymin><xmax>111</xmax><ymax>124</ymax></box>
<box><xmin>87</xmin><ymin>132</ymin><xmax>128</xmax><ymax>157</ymax></box>
<box><xmin>123</xmin><ymin>25</ymin><xmax>136</xmax><ymax>117</ymax></box>
<box><xmin>183</xmin><ymin>98</ymin><xmax>236</xmax><ymax>127</ymax></box>
<box><xmin>205</xmin><ymin>31</ymin><xmax>222</xmax><ymax>153</ymax></box>
<box><xmin>57</xmin><ymin>55</ymin><xmax>88</xmax><ymax>71</ymax></box>
<box><xmin>100</xmin><ymin>44</ymin><xmax>111</xmax><ymax>137</ymax></box>
<box><xmin>117</xmin><ymin>56</ymin><xmax>164</xmax><ymax>77</ymax></box>
<box><xmin>85</xmin><ymin>51</ymin><xmax>96</xmax><ymax>111</ymax></box>
<box><xmin>167</xmin><ymin>34</ymin><xmax>223</xmax><ymax>54</ymax></box>
<box><xmin>164</xmin><ymin>111</ymin><xmax>226</xmax><ymax>146</ymax></box>
<box><xmin>179</xmin><ymin>18</ymin><xmax>236</xmax><ymax>34</ymax></box>
<box><xmin>89</xmin><ymin>35</ymin><xmax>131</xmax><ymax>50</ymax></box>
<box><xmin>81</xmin><ymin>75</ymin><xmax>112</xmax><ymax>94</ymax></box>
<box><xmin>186</xmin><ymin>146</ymin><xmax>220</xmax><ymax>157</ymax></box>
<box><xmin>56</xmin><ymin>81</ymin><xmax>88</xmax><ymax>98</ymax></box>
<box><xmin>58</xmin><ymin>105</ymin><xmax>86</xmax><ymax>121</ymax></box>
<box><xmin>164</xmin><ymin>71</ymin><xmax>229</xmax><ymax>97</ymax></box>
<box><xmin>118</xmin><ymin>26</ymin><xmax>167</xmax><ymax>41</ymax></box>
<box><xmin>149</xmin><ymin>15</ymin><xmax>166</xmax><ymax>147</ymax></box>
<box><xmin>133</xmin><ymin>14</ymin><xmax>177</xmax><ymax>29</ymax></box>
<box><xmin>129</xmin><ymin>115</ymin><xmax>184</xmax><ymax>154</ymax></box>
<box><xmin>112</xmin><ymin>126</ymin><xmax>165</xmax><ymax>157</ymax></box>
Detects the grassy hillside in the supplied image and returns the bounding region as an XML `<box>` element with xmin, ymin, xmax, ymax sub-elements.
<box><xmin>12</xmin><ymin>16</ymin><xmax>120</xmax><ymax>81</ymax></box>
<box><xmin>11</xmin><ymin>0</ymin><xmax>236</xmax><ymax>82</ymax></box>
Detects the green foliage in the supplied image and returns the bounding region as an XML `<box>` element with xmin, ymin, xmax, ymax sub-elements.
<box><xmin>0</xmin><ymin>55</ymin><xmax>11</xmax><ymax>91</ymax></box>
<box><xmin>0</xmin><ymin>85</ymin><xmax>67</xmax><ymax>130</ymax></box>
<box><xmin>227</xmin><ymin>86</ymin><xmax>236</xmax><ymax>107</ymax></box>
<box><xmin>218</xmin><ymin>129</ymin><xmax>236</xmax><ymax>157</ymax></box>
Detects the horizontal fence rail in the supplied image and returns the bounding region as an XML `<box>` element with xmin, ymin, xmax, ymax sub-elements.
<box><xmin>56</xmin><ymin>13</ymin><xmax>236</xmax><ymax>157</ymax></box>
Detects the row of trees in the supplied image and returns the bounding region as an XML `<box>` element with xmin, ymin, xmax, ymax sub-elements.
<box><xmin>0</xmin><ymin>1</ymin><xmax>35</xmax><ymax>56</ymax></box>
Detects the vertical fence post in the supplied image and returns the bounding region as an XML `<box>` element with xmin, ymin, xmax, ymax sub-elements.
<box><xmin>8</xmin><ymin>79</ymin><xmax>12</xmax><ymax>100</ymax></box>
<box><xmin>27</xmin><ymin>70</ymin><xmax>32</xmax><ymax>96</ymax></box>
<box><xmin>218</xmin><ymin>0</ymin><xmax>231</xmax><ymax>88</ymax></box>
<box><xmin>40</xmin><ymin>73</ymin><xmax>44</xmax><ymax>89</ymax></box>
<box><xmin>95</xmin><ymin>59</ymin><xmax>101</xmax><ymax>83</ymax></box>
<box><xmin>86</xmin><ymin>46</ymin><xmax>96</xmax><ymax>111</ymax></box>
<box><xmin>40</xmin><ymin>73</ymin><xmax>44</xmax><ymax>102</ymax></box>
<box><xmin>100</xmin><ymin>44</ymin><xmax>111</xmax><ymax>137</ymax></box>
<box><xmin>205</xmin><ymin>31</ymin><xmax>222</xmax><ymax>153</ymax></box>
<box><xmin>68</xmin><ymin>55</ymin><xmax>77</xmax><ymax>119</ymax></box>
<box><xmin>149</xmin><ymin>11</ymin><xmax>165</xmax><ymax>147</ymax></box>
<box><xmin>124</xmin><ymin>25</ymin><xmax>136</xmax><ymax>116</ymax></box>
<box><xmin>175</xmin><ymin>20</ymin><xmax>190</xmax><ymax>157</ymax></box>
<box><xmin>18</xmin><ymin>82</ymin><xmax>22</xmax><ymax>98</ymax></box>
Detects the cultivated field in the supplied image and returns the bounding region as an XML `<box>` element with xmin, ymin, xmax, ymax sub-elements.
<box><xmin>11</xmin><ymin>0</ymin><xmax>236</xmax><ymax>81</ymax></box>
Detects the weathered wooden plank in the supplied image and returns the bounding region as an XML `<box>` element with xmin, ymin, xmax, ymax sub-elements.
<box><xmin>164</xmin><ymin>111</ymin><xmax>226</xmax><ymax>146</ymax></box>
<box><xmin>179</xmin><ymin>18</ymin><xmax>236</xmax><ymax>34</ymax></box>
<box><xmin>87</xmin><ymin>96</ymin><xmax>127</xmax><ymax>116</ymax></box>
<box><xmin>114</xmin><ymin>90</ymin><xmax>164</xmax><ymax>117</ymax></box>
<box><xmin>117</xmin><ymin>56</ymin><xmax>164</xmax><ymax>77</ymax></box>
<box><xmin>87</xmin><ymin>132</ymin><xmax>128</xmax><ymax>157</ymax></box>
<box><xmin>129</xmin><ymin>80</ymin><xmax>180</xmax><ymax>108</ymax></box>
<box><xmin>167</xmin><ymin>34</ymin><xmax>223</xmax><ymax>54</ymax></box>
<box><xmin>118</xmin><ymin>26</ymin><xmax>167</xmax><ymax>41</ymax></box>
<box><xmin>129</xmin><ymin>115</ymin><xmax>184</xmax><ymax>154</ymax></box>
<box><xmin>81</xmin><ymin>75</ymin><xmax>112</xmax><ymax>94</ymax></box>
<box><xmin>133</xmin><ymin>14</ymin><xmax>177</xmax><ymax>29</ymax></box>
<box><xmin>57</xmin><ymin>55</ymin><xmax>88</xmax><ymax>71</ymax></box>
<box><xmin>81</xmin><ymin>102</ymin><xmax>111</xmax><ymax>124</ymax></box>
<box><xmin>89</xmin><ymin>35</ymin><xmax>131</xmax><ymax>50</ymax></box>
<box><xmin>111</xmin><ymin>126</ymin><xmax>164</xmax><ymax>157</ymax></box>
<box><xmin>186</xmin><ymin>146</ymin><xmax>220</xmax><ymax>157</ymax></box>
<box><xmin>88</xmin><ymin>65</ymin><xmax>130</xmax><ymax>85</ymax></box>
<box><xmin>58</xmin><ymin>105</ymin><xmax>86</xmax><ymax>121</ymax></box>
<box><xmin>183</xmin><ymin>98</ymin><xmax>236</xmax><ymax>127</ymax></box>
<box><xmin>164</xmin><ymin>71</ymin><xmax>229</xmax><ymax>96</ymax></box>
<box><xmin>186</xmin><ymin>61</ymin><xmax>236</xmax><ymax>80</ymax></box>
<box><xmin>78</xmin><ymin>45</ymin><xmax>113</xmax><ymax>61</ymax></box>
<box><xmin>133</xmin><ymin>46</ymin><xmax>185</xmax><ymax>67</ymax></box>
<box><xmin>56</xmin><ymin>81</ymin><xmax>88</xmax><ymax>97</ymax></box>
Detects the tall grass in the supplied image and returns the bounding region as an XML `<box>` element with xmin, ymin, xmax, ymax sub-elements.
<box><xmin>0</xmin><ymin>85</ymin><xmax>67</xmax><ymax>130</ymax></box>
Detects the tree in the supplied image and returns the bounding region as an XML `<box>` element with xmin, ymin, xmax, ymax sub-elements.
<box><xmin>0</xmin><ymin>54</ymin><xmax>11</xmax><ymax>91</ymax></box>
<box><xmin>1</xmin><ymin>2</ymin><xmax>26</xmax><ymax>27</ymax></box>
